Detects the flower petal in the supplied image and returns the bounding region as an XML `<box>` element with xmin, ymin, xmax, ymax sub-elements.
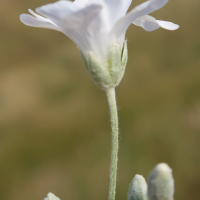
<box><xmin>133</xmin><ymin>15</ymin><xmax>179</xmax><ymax>31</ymax></box>
<box><xmin>132</xmin><ymin>15</ymin><xmax>159</xmax><ymax>31</ymax></box>
<box><xmin>60</xmin><ymin>4</ymin><xmax>107</xmax><ymax>57</ymax></box>
<box><xmin>74</xmin><ymin>0</ymin><xmax>132</xmax><ymax>27</ymax></box>
<box><xmin>101</xmin><ymin>0</ymin><xmax>132</xmax><ymax>26</ymax></box>
<box><xmin>36</xmin><ymin>0</ymin><xmax>78</xmax><ymax>21</ymax></box>
<box><xmin>73</xmin><ymin>0</ymin><xmax>91</xmax><ymax>7</ymax></box>
<box><xmin>156</xmin><ymin>20</ymin><xmax>179</xmax><ymax>30</ymax></box>
<box><xmin>111</xmin><ymin>0</ymin><xmax>168</xmax><ymax>44</ymax></box>
<box><xmin>20</xmin><ymin>14</ymin><xmax>61</xmax><ymax>31</ymax></box>
<box><xmin>28</xmin><ymin>9</ymin><xmax>57</xmax><ymax>26</ymax></box>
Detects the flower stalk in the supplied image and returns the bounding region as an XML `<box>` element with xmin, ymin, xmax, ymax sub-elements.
<box><xmin>106</xmin><ymin>87</ymin><xmax>119</xmax><ymax>200</ymax></box>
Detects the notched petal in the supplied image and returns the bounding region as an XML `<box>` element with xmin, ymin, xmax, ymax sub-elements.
<box><xmin>20</xmin><ymin>14</ymin><xmax>60</xmax><ymax>31</ymax></box>
<box><xmin>28</xmin><ymin>9</ymin><xmax>57</xmax><ymax>26</ymax></box>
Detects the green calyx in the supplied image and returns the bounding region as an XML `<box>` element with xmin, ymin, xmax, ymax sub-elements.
<box><xmin>80</xmin><ymin>41</ymin><xmax>128</xmax><ymax>90</ymax></box>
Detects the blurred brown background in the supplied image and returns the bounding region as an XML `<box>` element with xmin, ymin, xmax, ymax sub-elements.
<box><xmin>0</xmin><ymin>0</ymin><xmax>200</xmax><ymax>200</ymax></box>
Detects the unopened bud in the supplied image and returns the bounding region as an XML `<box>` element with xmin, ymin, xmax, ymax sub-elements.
<box><xmin>128</xmin><ymin>175</ymin><xmax>148</xmax><ymax>200</ymax></box>
<box><xmin>44</xmin><ymin>193</ymin><xmax>60</xmax><ymax>200</ymax></box>
<box><xmin>148</xmin><ymin>163</ymin><xmax>174</xmax><ymax>200</ymax></box>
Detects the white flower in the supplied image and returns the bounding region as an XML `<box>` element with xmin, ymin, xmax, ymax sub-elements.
<box><xmin>44</xmin><ymin>193</ymin><xmax>60</xmax><ymax>200</ymax></box>
<box><xmin>20</xmin><ymin>0</ymin><xmax>179</xmax><ymax>89</ymax></box>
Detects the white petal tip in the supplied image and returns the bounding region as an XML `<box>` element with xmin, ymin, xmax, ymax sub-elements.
<box><xmin>157</xmin><ymin>20</ymin><xmax>179</xmax><ymax>30</ymax></box>
<box><xmin>19</xmin><ymin>14</ymin><xmax>27</xmax><ymax>24</ymax></box>
<box><xmin>170</xmin><ymin>24</ymin><xmax>179</xmax><ymax>30</ymax></box>
<box><xmin>19</xmin><ymin>14</ymin><xmax>36</xmax><ymax>27</ymax></box>
<box><xmin>28</xmin><ymin>8</ymin><xmax>34</xmax><ymax>13</ymax></box>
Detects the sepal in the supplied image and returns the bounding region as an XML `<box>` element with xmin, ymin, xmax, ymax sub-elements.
<box><xmin>80</xmin><ymin>41</ymin><xmax>128</xmax><ymax>90</ymax></box>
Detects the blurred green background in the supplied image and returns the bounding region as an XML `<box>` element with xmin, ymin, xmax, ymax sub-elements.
<box><xmin>0</xmin><ymin>0</ymin><xmax>200</xmax><ymax>200</ymax></box>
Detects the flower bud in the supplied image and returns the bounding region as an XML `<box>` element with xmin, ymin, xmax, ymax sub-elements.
<box><xmin>128</xmin><ymin>175</ymin><xmax>148</xmax><ymax>200</ymax></box>
<box><xmin>44</xmin><ymin>193</ymin><xmax>60</xmax><ymax>200</ymax></box>
<box><xmin>80</xmin><ymin>41</ymin><xmax>128</xmax><ymax>90</ymax></box>
<box><xmin>148</xmin><ymin>163</ymin><xmax>174</xmax><ymax>200</ymax></box>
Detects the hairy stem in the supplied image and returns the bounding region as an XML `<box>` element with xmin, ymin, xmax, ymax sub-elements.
<box><xmin>106</xmin><ymin>87</ymin><xmax>119</xmax><ymax>200</ymax></box>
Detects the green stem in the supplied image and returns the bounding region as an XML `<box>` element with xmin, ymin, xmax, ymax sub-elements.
<box><xmin>106</xmin><ymin>87</ymin><xmax>119</xmax><ymax>200</ymax></box>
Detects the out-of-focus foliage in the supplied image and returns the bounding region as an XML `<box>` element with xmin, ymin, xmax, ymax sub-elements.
<box><xmin>0</xmin><ymin>0</ymin><xmax>200</xmax><ymax>200</ymax></box>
